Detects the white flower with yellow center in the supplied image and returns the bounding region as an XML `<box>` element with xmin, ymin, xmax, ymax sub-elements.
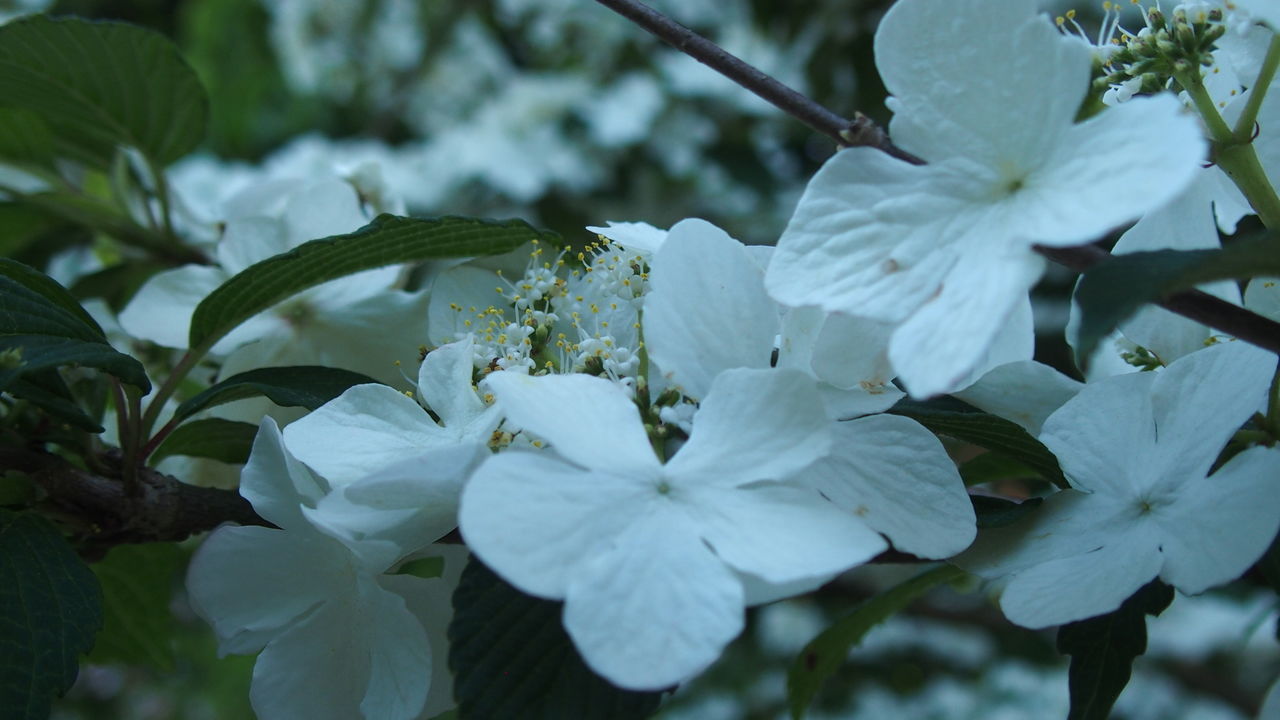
<box><xmin>764</xmin><ymin>0</ymin><xmax>1206</xmax><ymax>398</ymax></box>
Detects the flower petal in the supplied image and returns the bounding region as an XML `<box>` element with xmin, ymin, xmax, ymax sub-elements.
<box><xmin>459</xmin><ymin>450</ymin><xmax>652</xmax><ymax>599</ymax></box>
<box><xmin>643</xmin><ymin>218</ymin><xmax>777</xmax><ymax>399</ymax></box>
<box><xmin>482</xmin><ymin>371</ymin><xmax>658</xmax><ymax>473</ymax></box>
<box><xmin>283</xmin><ymin>384</ymin><xmax>454</xmax><ymax>487</ymax></box>
<box><xmin>117</xmin><ymin>265</ymin><xmax>228</xmax><ymax>349</ymax></box>
<box><xmin>1039</xmin><ymin>371</ymin><xmax>1158</xmax><ymax>496</ymax></box>
<box><xmin>1155</xmin><ymin>446</ymin><xmax>1280</xmax><ymax>594</ymax></box>
<box><xmin>953</xmin><ymin>360</ymin><xmax>1084</xmax><ymax>436</ymax></box>
<box><xmin>563</xmin><ymin>510</ymin><xmax>744</xmax><ymax>690</ymax></box>
<box><xmin>242</xmin><ymin>418</ymin><xmax>329</xmax><ymax>530</ymax></box>
<box><xmin>806</xmin><ymin>415</ymin><xmax>975</xmax><ymax>559</ymax></box>
<box><xmin>417</xmin><ymin>337</ymin><xmax>490</xmax><ymax>429</ymax></box>
<box><xmin>667</xmin><ymin>368</ymin><xmax>829</xmax><ymax>486</ymax></box>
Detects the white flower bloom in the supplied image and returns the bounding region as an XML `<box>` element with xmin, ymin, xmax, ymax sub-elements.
<box><xmin>459</xmin><ymin>368</ymin><xmax>886</xmax><ymax>690</ymax></box>
<box><xmin>764</xmin><ymin>0</ymin><xmax>1205</xmax><ymax>398</ymax></box>
<box><xmin>283</xmin><ymin>337</ymin><xmax>502</xmax><ymax>486</ymax></box>
<box><xmin>119</xmin><ymin>175</ymin><xmax>427</xmax><ymax>385</ymax></box>
<box><xmin>643</xmin><ymin>217</ymin><xmax>902</xmax><ymax>417</ymax></box>
<box><xmin>187</xmin><ymin>419</ymin><xmax>459</xmax><ymax>720</ymax></box>
<box><xmin>956</xmin><ymin>342</ymin><xmax>1280</xmax><ymax>628</ymax></box>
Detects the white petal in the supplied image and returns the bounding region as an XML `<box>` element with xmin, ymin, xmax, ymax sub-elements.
<box><xmin>766</xmin><ymin>148</ymin><xmax>967</xmax><ymax>320</ymax></box>
<box><xmin>357</xmin><ymin>578</ymin><xmax>434</xmax><ymax>720</ymax></box>
<box><xmin>284</xmin><ymin>384</ymin><xmax>455</xmax><ymax>487</ymax></box>
<box><xmin>876</xmin><ymin>0</ymin><xmax>1087</xmax><ymax>165</ymax></box>
<box><xmin>1245</xmin><ymin>277</ymin><xmax>1280</xmax><ymax>321</ymax></box>
<box><xmin>283</xmin><ymin>179</ymin><xmax>371</xmax><ymax>245</ymax></box>
<box><xmin>667</xmin><ymin>368</ymin><xmax>829</xmax><ymax>486</ymax></box>
<box><xmin>426</xmin><ymin>266</ymin><xmax>505</xmax><ymax>346</ymax></box>
<box><xmin>1024</xmin><ymin>95</ymin><xmax>1206</xmax><ymax>246</ymax></box>
<box><xmin>249</xmin><ymin>596</ymin><xmax>366</xmax><ymax>720</ymax></box>
<box><xmin>242</xmin><ymin>418</ymin><xmax>330</xmax><ymax>530</ymax></box>
<box><xmin>889</xmin><ymin>251</ymin><xmax>1045</xmax><ymax>398</ymax></box>
<box><xmin>806</xmin><ymin>415</ymin><xmax>975</xmax><ymax>559</ymax></box>
<box><xmin>459</xmin><ymin>450</ymin><xmax>653</xmax><ymax>599</ymax></box>
<box><xmin>954</xmin><ymin>361</ymin><xmax>1084</xmax><ymax>436</ymax></box>
<box><xmin>805</xmin><ymin>312</ymin><xmax>899</xmax><ymax>398</ymax></box>
<box><xmin>643</xmin><ymin>218</ymin><xmax>777</xmax><ymax>399</ymax></box>
<box><xmin>294</xmin><ymin>288</ymin><xmax>433</xmax><ymax>385</ymax></box>
<box><xmin>217</xmin><ymin>216</ymin><xmax>291</xmax><ymax>272</ymax></box>
<box><xmin>998</xmin><ymin>524</ymin><xmax>1163</xmax><ymax>629</ymax></box>
<box><xmin>1155</xmin><ymin>446</ymin><xmax>1280</xmax><ymax>594</ymax></box>
<box><xmin>482</xmin><ymin>371</ymin><xmax>658</xmax><ymax>473</ymax></box>
<box><xmin>1039</xmin><ymin>371</ymin><xmax>1158</xmax><ymax>495</ymax></box>
<box><xmin>585</xmin><ymin>220</ymin><xmax>668</xmax><ymax>255</ymax></box>
<box><xmin>690</xmin><ymin>482</ymin><xmax>886</xmax><ymax>584</ymax></box>
<box><xmin>563</xmin><ymin>510</ymin><xmax>743</xmax><ymax>690</ymax></box>
<box><xmin>117</xmin><ymin>265</ymin><xmax>228</xmax><ymax>349</ymax></box>
<box><xmin>1149</xmin><ymin>341</ymin><xmax>1276</xmax><ymax>483</ymax></box>
<box><xmin>186</xmin><ymin>525</ymin><xmax>344</xmax><ymax>654</ymax></box>
<box><xmin>417</xmin><ymin>338</ymin><xmax>490</xmax><ymax>429</ymax></box>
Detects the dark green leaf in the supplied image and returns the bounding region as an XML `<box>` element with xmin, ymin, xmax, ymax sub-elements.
<box><xmin>0</xmin><ymin>15</ymin><xmax>208</xmax><ymax>167</ymax></box>
<box><xmin>0</xmin><ymin>259</ymin><xmax>149</xmax><ymax>391</ymax></box>
<box><xmin>0</xmin><ymin>203</ymin><xmax>66</xmax><ymax>258</ymax></box>
<box><xmin>449</xmin><ymin>557</ymin><xmax>666</xmax><ymax>720</ymax></box>
<box><xmin>5</xmin><ymin>368</ymin><xmax>101</xmax><ymax>431</ymax></box>
<box><xmin>972</xmin><ymin>495</ymin><xmax>1043</xmax><ymax>529</ymax></box>
<box><xmin>1074</xmin><ymin>236</ymin><xmax>1280</xmax><ymax>364</ymax></box>
<box><xmin>188</xmin><ymin>215</ymin><xmax>558</xmax><ymax>352</ymax></box>
<box><xmin>0</xmin><ymin>107</ymin><xmax>53</xmax><ymax>165</ymax></box>
<box><xmin>959</xmin><ymin>452</ymin><xmax>1040</xmax><ymax>487</ymax></box>
<box><xmin>1253</xmin><ymin>530</ymin><xmax>1280</xmax><ymax>598</ymax></box>
<box><xmin>88</xmin><ymin>543</ymin><xmax>181</xmax><ymax>671</ymax></box>
<box><xmin>1057</xmin><ymin>580</ymin><xmax>1174</xmax><ymax>720</ymax></box>
<box><xmin>150</xmin><ymin>418</ymin><xmax>257</xmax><ymax>465</ymax></box>
<box><xmin>173</xmin><ymin>366</ymin><xmax>380</xmax><ymax>423</ymax></box>
<box><xmin>890</xmin><ymin>397</ymin><xmax>1066</xmax><ymax>487</ymax></box>
<box><xmin>70</xmin><ymin>261</ymin><xmax>165</xmax><ymax>312</ymax></box>
<box><xmin>0</xmin><ymin>509</ymin><xmax>103</xmax><ymax>719</ymax></box>
<box><xmin>788</xmin><ymin>564</ymin><xmax>964</xmax><ymax>719</ymax></box>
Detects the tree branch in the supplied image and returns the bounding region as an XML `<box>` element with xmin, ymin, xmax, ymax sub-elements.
<box><xmin>595</xmin><ymin>0</ymin><xmax>1280</xmax><ymax>357</ymax></box>
<box><xmin>0</xmin><ymin>440</ymin><xmax>269</xmax><ymax>558</ymax></box>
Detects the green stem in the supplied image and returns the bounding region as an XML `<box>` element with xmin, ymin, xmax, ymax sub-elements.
<box><xmin>1178</xmin><ymin>66</ymin><xmax>1280</xmax><ymax>229</ymax></box>
<box><xmin>1233</xmin><ymin>34</ymin><xmax>1280</xmax><ymax>143</ymax></box>
<box><xmin>122</xmin><ymin>385</ymin><xmax>143</xmax><ymax>494</ymax></box>
<box><xmin>139</xmin><ymin>350</ymin><xmax>200</xmax><ymax>441</ymax></box>
<box><xmin>144</xmin><ymin>154</ymin><xmax>178</xmax><ymax>244</ymax></box>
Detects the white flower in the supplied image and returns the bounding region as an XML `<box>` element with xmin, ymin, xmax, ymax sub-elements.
<box><xmin>119</xmin><ymin>175</ymin><xmax>427</xmax><ymax>386</ymax></box>
<box><xmin>282</xmin><ymin>337</ymin><xmax>502</xmax><ymax>486</ymax></box>
<box><xmin>458</xmin><ymin>368</ymin><xmax>886</xmax><ymax>690</ymax></box>
<box><xmin>764</xmin><ymin>0</ymin><xmax>1206</xmax><ymax>398</ymax></box>
<box><xmin>186</xmin><ymin>419</ymin><xmax>460</xmax><ymax>720</ymax></box>
<box><xmin>956</xmin><ymin>342</ymin><xmax>1280</xmax><ymax>628</ymax></box>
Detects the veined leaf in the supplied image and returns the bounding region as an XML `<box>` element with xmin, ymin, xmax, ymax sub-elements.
<box><xmin>0</xmin><ymin>15</ymin><xmax>207</xmax><ymax>168</ymax></box>
<box><xmin>1074</xmin><ymin>235</ymin><xmax>1280</xmax><ymax>364</ymax></box>
<box><xmin>0</xmin><ymin>107</ymin><xmax>53</xmax><ymax>166</ymax></box>
<box><xmin>172</xmin><ymin>366</ymin><xmax>380</xmax><ymax>423</ymax></box>
<box><xmin>890</xmin><ymin>397</ymin><xmax>1065</xmax><ymax>487</ymax></box>
<box><xmin>0</xmin><ymin>509</ymin><xmax>103</xmax><ymax>720</ymax></box>
<box><xmin>449</xmin><ymin>557</ymin><xmax>666</xmax><ymax>720</ymax></box>
<box><xmin>787</xmin><ymin>564</ymin><xmax>964</xmax><ymax>719</ymax></box>
<box><xmin>89</xmin><ymin>543</ymin><xmax>182</xmax><ymax>671</ymax></box>
<box><xmin>150</xmin><ymin>418</ymin><xmax>257</xmax><ymax>465</ymax></box>
<box><xmin>0</xmin><ymin>259</ymin><xmax>149</xmax><ymax>391</ymax></box>
<box><xmin>188</xmin><ymin>214</ymin><xmax>558</xmax><ymax>352</ymax></box>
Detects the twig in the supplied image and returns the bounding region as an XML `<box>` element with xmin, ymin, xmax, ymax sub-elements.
<box><xmin>595</xmin><ymin>0</ymin><xmax>1280</xmax><ymax>356</ymax></box>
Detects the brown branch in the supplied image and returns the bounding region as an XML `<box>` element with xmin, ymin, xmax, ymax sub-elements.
<box><xmin>596</xmin><ymin>0</ymin><xmax>1280</xmax><ymax>357</ymax></box>
<box><xmin>0</xmin><ymin>441</ymin><xmax>269</xmax><ymax>559</ymax></box>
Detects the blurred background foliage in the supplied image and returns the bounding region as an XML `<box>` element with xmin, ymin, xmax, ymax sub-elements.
<box><xmin>0</xmin><ymin>0</ymin><xmax>1273</xmax><ymax>717</ymax></box>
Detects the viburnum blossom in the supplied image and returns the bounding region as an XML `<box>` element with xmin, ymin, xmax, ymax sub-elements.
<box><xmin>186</xmin><ymin>419</ymin><xmax>463</xmax><ymax>720</ymax></box>
<box><xmin>956</xmin><ymin>342</ymin><xmax>1280</xmax><ymax>628</ymax></box>
<box><xmin>764</xmin><ymin>0</ymin><xmax>1206</xmax><ymax>398</ymax></box>
<box><xmin>458</xmin><ymin>368</ymin><xmax>890</xmax><ymax>690</ymax></box>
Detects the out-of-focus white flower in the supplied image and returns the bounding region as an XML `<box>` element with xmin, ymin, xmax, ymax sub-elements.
<box><xmin>765</xmin><ymin>0</ymin><xmax>1205</xmax><ymax>398</ymax></box>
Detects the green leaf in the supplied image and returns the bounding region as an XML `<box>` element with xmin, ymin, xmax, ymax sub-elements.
<box><xmin>6</xmin><ymin>368</ymin><xmax>102</xmax><ymax>431</ymax></box>
<box><xmin>1253</xmin><ymin>530</ymin><xmax>1280</xmax><ymax>598</ymax></box>
<box><xmin>1074</xmin><ymin>235</ymin><xmax>1280</xmax><ymax>364</ymax></box>
<box><xmin>1057</xmin><ymin>580</ymin><xmax>1175</xmax><ymax>720</ymax></box>
<box><xmin>959</xmin><ymin>452</ymin><xmax>1040</xmax><ymax>487</ymax></box>
<box><xmin>971</xmin><ymin>495</ymin><xmax>1043</xmax><ymax>529</ymax></box>
<box><xmin>0</xmin><ymin>509</ymin><xmax>103</xmax><ymax>719</ymax></box>
<box><xmin>70</xmin><ymin>261</ymin><xmax>165</xmax><ymax>312</ymax></box>
<box><xmin>188</xmin><ymin>215</ymin><xmax>558</xmax><ymax>352</ymax></box>
<box><xmin>0</xmin><ymin>259</ymin><xmax>149</xmax><ymax>392</ymax></box>
<box><xmin>150</xmin><ymin>418</ymin><xmax>257</xmax><ymax>465</ymax></box>
<box><xmin>0</xmin><ymin>107</ymin><xmax>53</xmax><ymax>166</ymax></box>
<box><xmin>0</xmin><ymin>15</ymin><xmax>208</xmax><ymax>168</ymax></box>
<box><xmin>172</xmin><ymin>366</ymin><xmax>381</xmax><ymax>423</ymax></box>
<box><xmin>787</xmin><ymin>564</ymin><xmax>964</xmax><ymax>719</ymax></box>
<box><xmin>890</xmin><ymin>397</ymin><xmax>1066</xmax><ymax>487</ymax></box>
<box><xmin>449</xmin><ymin>557</ymin><xmax>666</xmax><ymax>720</ymax></box>
<box><xmin>88</xmin><ymin>543</ymin><xmax>182</xmax><ymax>671</ymax></box>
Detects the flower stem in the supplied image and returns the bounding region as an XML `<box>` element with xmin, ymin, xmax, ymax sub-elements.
<box><xmin>1177</xmin><ymin>65</ymin><xmax>1280</xmax><ymax>228</ymax></box>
